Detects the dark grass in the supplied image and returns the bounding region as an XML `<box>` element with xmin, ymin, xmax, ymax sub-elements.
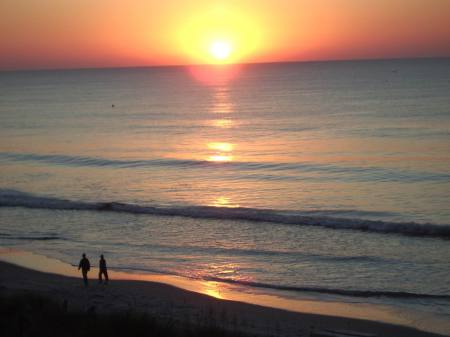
<box><xmin>0</xmin><ymin>293</ymin><xmax>254</xmax><ymax>337</ymax></box>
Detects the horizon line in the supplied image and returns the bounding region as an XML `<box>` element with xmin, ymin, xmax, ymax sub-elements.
<box><xmin>1</xmin><ymin>55</ymin><xmax>449</xmax><ymax>73</ymax></box>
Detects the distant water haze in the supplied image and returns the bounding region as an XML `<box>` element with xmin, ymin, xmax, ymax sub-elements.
<box><xmin>0</xmin><ymin>59</ymin><xmax>449</xmax><ymax>333</ymax></box>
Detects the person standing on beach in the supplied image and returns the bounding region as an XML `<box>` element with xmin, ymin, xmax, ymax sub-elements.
<box><xmin>78</xmin><ymin>253</ymin><xmax>90</xmax><ymax>286</ymax></box>
<box><xmin>98</xmin><ymin>254</ymin><xmax>109</xmax><ymax>284</ymax></box>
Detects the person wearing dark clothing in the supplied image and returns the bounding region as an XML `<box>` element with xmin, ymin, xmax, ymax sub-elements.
<box><xmin>78</xmin><ymin>253</ymin><xmax>90</xmax><ymax>286</ymax></box>
<box><xmin>99</xmin><ymin>254</ymin><xmax>109</xmax><ymax>284</ymax></box>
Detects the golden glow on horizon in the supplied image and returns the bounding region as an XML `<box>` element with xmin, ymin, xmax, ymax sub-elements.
<box><xmin>2</xmin><ymin>1</ymin><xmax>450</xmax><ymax>70</ymax></box>
<box><xmin>178</xmin><ymin>6</ymin><xmax>261</xmax><ymax>65</ymax></box>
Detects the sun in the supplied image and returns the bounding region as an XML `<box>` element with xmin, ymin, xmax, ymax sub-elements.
<box><xmin>177</xmin><ymin>5</ymin><xmax>261</xmax><ymax>65</ymax></box>
<box><xmin>209</xmin><ymin>40</ymin><xmax>232</xmax><ymax>61</ymax></box>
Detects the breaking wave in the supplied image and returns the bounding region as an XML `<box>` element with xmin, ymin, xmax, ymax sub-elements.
<box><xmin>1</xmin><ymin>189</ymin><xmax>449</xmax><ymax>238</ymax></box>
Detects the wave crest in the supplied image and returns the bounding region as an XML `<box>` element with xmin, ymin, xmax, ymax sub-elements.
<box><xmin>1</xmin><ymin>189</ymin><xmax>449</xmax><ymax>238</ymax></box>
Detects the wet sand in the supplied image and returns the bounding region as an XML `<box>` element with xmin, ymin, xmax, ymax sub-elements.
<box><xmin>0</xmin><ymin>258</ymin><xmax>446</xmax><ymax>337</ymax></box>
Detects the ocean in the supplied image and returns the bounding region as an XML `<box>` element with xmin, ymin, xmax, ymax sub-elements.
<box><xmin>1</xmin><ymin>58</ymin><xmax>449</xmax><ymax>333</ymax></box>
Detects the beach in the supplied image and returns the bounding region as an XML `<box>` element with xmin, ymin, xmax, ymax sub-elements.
<box><xmin>1</xmin><ymin>258</ymin><xmax>446</xmax><ymax>337</ymax></box>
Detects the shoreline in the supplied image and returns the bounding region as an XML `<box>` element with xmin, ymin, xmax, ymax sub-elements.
<box><xmin>0</xmin><ymin>249</ymin><xmax>447</xmax><ymax>337</ymax></box>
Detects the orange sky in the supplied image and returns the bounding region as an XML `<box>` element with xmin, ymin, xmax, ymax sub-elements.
<box><xmin>1</xmin><ymin>0</ymin><xmax>450</xmax><ymax>70</ymax></box>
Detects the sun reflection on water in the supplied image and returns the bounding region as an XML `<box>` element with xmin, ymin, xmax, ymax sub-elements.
<box><xmin>211</xmin><ymin>118</ymin><xmax>234</xmax><ymax>128</ymax></box>
<box><xmin>207</xmin><ymin>154</ymin><xmax>234</xmax><ymax>162</ymax></box>
<box><xmin>211</xmin><ymin>101</ymin><xmax>234</xmax><ymax>114</ymax></box>
<box><xmin>207</xmin><ymin>141</ymin><xmax>234</xmax><ymax>162</ymax></box>
<box><xmin>203</xmin><ymin>281</ymin><xmax>224</xmax><ymax>299</ymax></box>
<box><xmin>208</xmin><ymin>142</ymin><xmax>234</xmax><ymax>152</ymax></box>
<box><xmin>206</xmin><ymin>86</ymin><xmax>237</xmax><ymax>162</ymax></box>
<box><xmin>210</xmin><ymin>196</ymin><xmax>240</xmax><ymax>208</ymax></box>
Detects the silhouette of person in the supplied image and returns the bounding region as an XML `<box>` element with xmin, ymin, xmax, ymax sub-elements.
<box><xmin>78</xmin><ymin>253</ymin><xmax>91</xmax><ymax>286</ymax></box>
<box><xmin>99</xmin><ymin>254</ymin><xmax>109</xmax><ymax>284</ymax></box>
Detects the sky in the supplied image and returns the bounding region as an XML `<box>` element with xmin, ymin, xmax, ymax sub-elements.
<box><xmin>1</xmin><ymin>0</ymin><xmax>450</xmax><ymax>70</ymax></box>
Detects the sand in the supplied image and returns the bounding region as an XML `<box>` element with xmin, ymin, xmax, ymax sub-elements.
<box><xmin>0</xmin><ymin>260</ymin><xmax>446</xmax><ymax>337</ymax></box>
